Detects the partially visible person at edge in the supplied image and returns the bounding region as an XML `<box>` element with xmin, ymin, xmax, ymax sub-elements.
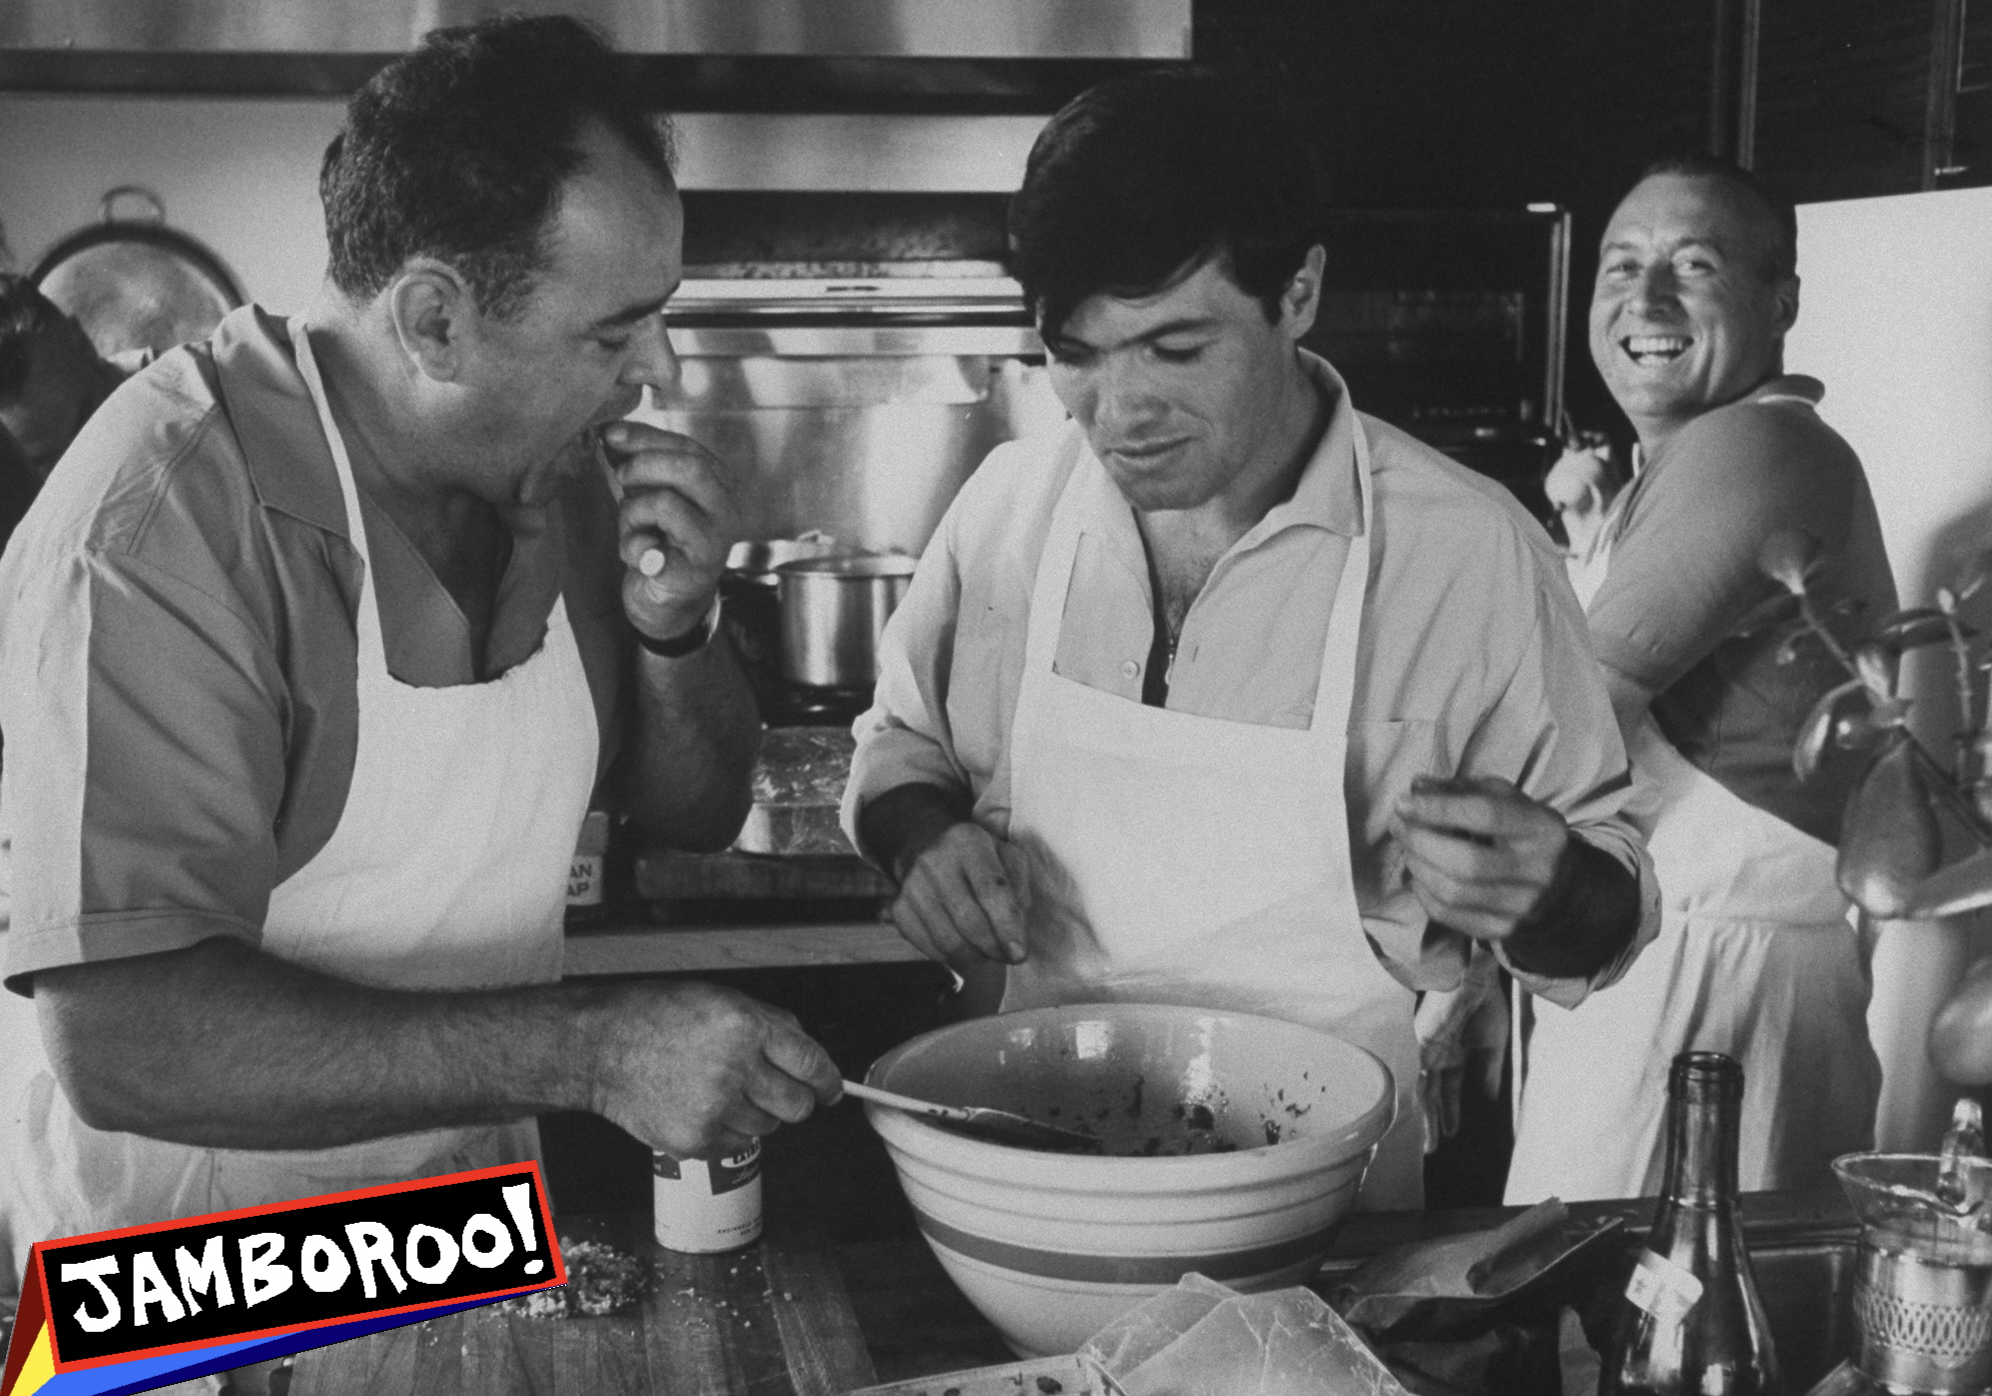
<box><xmin>0</xmin><ymin>14</ymin><xmax>841</xmax><ymax>1298</ymax></box>
<box><xmin>1505</xmin><ymin>155</ymin><xmax>1896</xmax><ymax>1203</ymax></box>
<box><xmin>0</xmin><ymin>272</ymin><xmax>149</xmax><ymax>547</ymax></box>
<box><xmin>839</xmin><ymin>68</ymin><xmax>1660</xmax><ymax>1211</ymax></box>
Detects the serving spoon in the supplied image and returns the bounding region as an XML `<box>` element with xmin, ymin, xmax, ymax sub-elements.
<box><xmin>842</xmin><ymin>1080</ymin><xmax>1103</xmax><ymax>1153</ymax></box>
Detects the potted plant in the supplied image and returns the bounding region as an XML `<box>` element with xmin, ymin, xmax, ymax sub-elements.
<box><xmin>1757</xmin><ymin>529</ymin><xmax>1992</xmax><ymax>1084</ymax></box>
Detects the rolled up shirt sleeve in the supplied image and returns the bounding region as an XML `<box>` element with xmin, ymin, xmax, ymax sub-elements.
<box><xmin>842</xmin><ymin>479</ymin><xmax>978</xmax><ymax>864</ymax></box>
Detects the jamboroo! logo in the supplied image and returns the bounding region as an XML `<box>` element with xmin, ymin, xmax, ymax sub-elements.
<box><xmin>2</xmin><ymin>1163</ymin><xmax>565</xmax><ymax>1396</ymax></box>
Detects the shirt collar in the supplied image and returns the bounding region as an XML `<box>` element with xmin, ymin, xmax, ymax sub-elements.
<box><xmin>1747</xmin><ymin>372</ymin><xmax>1825</xmax><ymax>407</ymax></box>
<box><xmin>1250</xmin><ymin>348</ymin><xmax>1363</xmax><ymax>541</ymax></box>
<box><xmin>1632</xmin><ymin>372</ymin><xmax>1828</xmax><ymax>478</ymax></box>
<box><xmin>208</xmin><ymin>304</ymin><xmax>350</xmax><ymax>539</ymax></box>
<box><xmin>1075</xmin><ymin>348</ymin><xmax>1365</xmax><ymax>576</ymax></box>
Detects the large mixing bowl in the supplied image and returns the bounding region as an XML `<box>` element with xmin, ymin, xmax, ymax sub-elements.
<box><xmin>863</xmin><ymin>1003</ymin><xmax>1395</xmax><ymax>1357</ymax></box>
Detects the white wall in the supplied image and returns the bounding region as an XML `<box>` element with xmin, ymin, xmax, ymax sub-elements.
<box><xmin>1789</xmin><ymin>185</ymin><xmax>1992</xmax><ymax>1151</ymax></box>
<box><xmin>0</xmin><ymin>94</ymin><xmax>346</xmax><ymax>314</ymax></box>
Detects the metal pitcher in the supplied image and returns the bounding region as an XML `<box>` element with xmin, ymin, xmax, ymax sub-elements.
<box><xmin>1835</xmin><ymin>1107</ymin><xmax>1992</xmax><ymax>1393</ymax></box>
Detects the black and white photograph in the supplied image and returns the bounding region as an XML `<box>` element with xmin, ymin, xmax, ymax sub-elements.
<box><xmin>3</xmin><ymin>3</ymin><xmax>1991</xmax><ymax>1392</ymax></box>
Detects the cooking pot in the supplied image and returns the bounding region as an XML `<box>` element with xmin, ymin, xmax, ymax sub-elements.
<box><xmin>32</xmin><ymin>187</ymin><xmax>244</xmax><ymax>360</ymax></box>
<box><xmin>721</xmin><ymin>535</ymin><xmax>848</xmax><ymax>678</ymax></box>
<box><xmin>724</xmin><ymin>534</ymin><xmax>845</xmax><ymax>589</ymax></box>
<box><xmin>776</xmin><ymin>554</ymin><xmax>917</xmax><ymax>689</ymax></box>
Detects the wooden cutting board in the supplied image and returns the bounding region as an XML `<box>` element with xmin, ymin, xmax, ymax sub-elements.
<box><xmin>286</xmin><ymin>1214</ymin><xmax>876</xmax><ymax>1396</ymax></box>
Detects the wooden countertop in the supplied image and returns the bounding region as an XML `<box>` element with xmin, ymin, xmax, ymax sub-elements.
<box><xmin>285</xmin><ymin>1085</ymin><xmax>1862</xmax><ymax>1396</ymax></box>
<box><xmin>284</xmin><ymin>1100</ymin><xmax>1008</xmax><ymax>1395</ymax></box>
<box><xmin>564</xmin><ymin>919</ymin><xmax>923</xmax><ymax>976</ymax></box>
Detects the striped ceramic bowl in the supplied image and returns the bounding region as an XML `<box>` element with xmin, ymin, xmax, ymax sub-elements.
<box><xmin>863</xmin><ymin>1003</ymin><xmax>1394</xmax><ymax>1357</ymax></box>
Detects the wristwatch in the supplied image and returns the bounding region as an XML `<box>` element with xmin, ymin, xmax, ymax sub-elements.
<box><xmin>637</xmin><ymin>593</ymin><xmax>722</xmax><ymax>659</ymax></box>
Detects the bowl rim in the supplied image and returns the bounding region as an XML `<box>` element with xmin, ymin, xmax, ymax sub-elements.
<box><xmin>862</xmin><ymin>1002</ymin><xmax>1396</xmax><ymax>1188</ymax></box>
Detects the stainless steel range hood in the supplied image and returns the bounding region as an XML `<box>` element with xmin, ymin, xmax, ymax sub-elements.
<box><xmin>1</xmin><ymin>0</ymin><xmax>1190</xmax><ymax>60</ymax></box>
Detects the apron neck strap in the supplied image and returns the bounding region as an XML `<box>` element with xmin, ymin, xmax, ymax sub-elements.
<box><xmin>1307</xmin><ymin>418</ymin><xmax>1372</xmax><ymax>731</ymax></box>
<box><xmin>288</xmin><ymin>320</ymin><xmax>375</xmax><ymax>573</ymax></box>
<box><xmin>289</xmin><ymin>319</ymin><xmax>389</xmax><ymax>672</ymax></box>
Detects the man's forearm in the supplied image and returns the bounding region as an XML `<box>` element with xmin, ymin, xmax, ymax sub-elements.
<box><xmin>34</xmin><ymin>938</ymin><xmax>611</xmax><ymax>1150</ymax></box>
<box><xmin>1500</xmin><ymin>836</ymin><xmax>1643</xmax><ymax>980</ymax></box>
<box><xmin>857</xmin><ymin>781</ymin><xmax>974</xmax><ymax>881</ymax></box>
<box><xmin>625</xmin><ymin>629</ymin><xmax>760</xmax><ymax>851</ymax></box>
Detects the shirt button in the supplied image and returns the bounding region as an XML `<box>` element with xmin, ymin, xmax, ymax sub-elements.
<box><xmin>1121</xmin><ymin>660</ymin><xmax>1141</xmax><ymax>678</ymax></box>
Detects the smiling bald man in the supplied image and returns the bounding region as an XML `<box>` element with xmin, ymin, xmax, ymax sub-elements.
<box><xmin>1506</xmin><ymin>155</ymin><xmax>1898</xmax><ymax>1203</ymax></box>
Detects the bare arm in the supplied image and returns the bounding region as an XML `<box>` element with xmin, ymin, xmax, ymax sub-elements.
<box><xmin>33</xmin><ymin>938</ymin><xmax>840</xmax><ymax>1160</ymax></box>
<box><xmin>607</xmin><ymin>420</ymin><xmax>760</xmax><ymax>850</ymax></box>
<box><xmin>624</xmin><ymin>636</ymin><xmax>760</xmax><ymax>851</ymax></box>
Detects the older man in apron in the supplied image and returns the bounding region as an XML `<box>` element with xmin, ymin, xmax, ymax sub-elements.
<box><xmin>844</xmin><ymin>70</ymin><xmax>1659</xmax><ymax>1212</ymax></box>
<box><xmin>0</xmin><ymin>18</ymin><xmax>838</xmax><ymax>1304</ymax></box>
<box><xmin>1506</xmin><ymin>157</ymin><xmax>1893</xmax><ymax>1202</ymax></box>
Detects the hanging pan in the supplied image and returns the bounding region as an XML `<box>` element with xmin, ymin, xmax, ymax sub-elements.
<box><xmin>31</xmin><ymin>186</ymin><xmax>245</xmax><ymax>359</ymax></box>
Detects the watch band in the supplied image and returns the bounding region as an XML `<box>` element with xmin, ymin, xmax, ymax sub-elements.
<box><xmin>637</xmin><ymin>593</ymin><xmax>722</xmax><ymax>659</ymax></box>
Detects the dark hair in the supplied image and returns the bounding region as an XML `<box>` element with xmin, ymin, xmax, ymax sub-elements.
<box><xmin>1636</xmin><ymin>153</ymin><xmax>1798</xmax><ymax>283</ymax></box>
<box><xmin>0</xmin><ymin>273</ymin><xmax>59</xmax><ymax>404</ymax></box>
<box><xmin>320</xmin><ymin>14</ymin><xmax>673</xmax><ymax>320</ymax></box>
<box><xmin>1007</xmin><ymin>68</ymin><xmax>1326</xmax><ymax>342</ymax></box>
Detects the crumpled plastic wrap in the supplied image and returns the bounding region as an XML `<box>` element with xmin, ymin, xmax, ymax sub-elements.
<box><xmin>735</xmin><ymin>727</ymin><xmax>857</xmax><ymax>855</ymax></box>
<box><xmin>1326</xmin><ymin>1199</ymin><xmax>1623</xmax><ymax>1341</ymax></box>
<box><xmin>1078</xmin><ymin>1274</ymin><xmax>1412</xmax><ymax>1396</ymax></box>
<box><xmin>750</xmin><ymin>727</ymin><xmax>856</xmax><ymax>805</ymax></box>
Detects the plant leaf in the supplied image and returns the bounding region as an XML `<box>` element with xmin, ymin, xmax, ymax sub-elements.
<box><xmin>1776</xmin><ymin>629</ymin><xmax>1814</xmax><ymax>666</ymax></box>
<box><xmin>1855</xmin><ymin>642</ymin><xmax>1896</xmax><ymax>697</ymax></box>
<box><xmin>1795</xmin><ymin>680</ymin><xmax>1870</xmax><ymax>780</ymax></box>
<box><xmin>1868</xmin><ymin>696</ymin><xmax>1913</xmax><ymax>728</ymax></box>
<box><xmin>1758</xmin><ymin>528</ymin><xmax>1822</xmax><ymax>595</ymax></box>
<box><xmin>1906</xmin><ymin>845</ymin><xmax>1992</xmax><ymax>918</ymax></box>
<box><xmin>1952</xmin><ymin>546</ymin><xmax>1992</xmax><ymax>603</ymax></box>
<box><xmin>1732</xmin><ymin>591</ymin><xmax>1804</xmax><ymax>637</ymax></box>
<box><xmin>1869</xmin><ymin>607</ymin><xmax>1971</xmax><ymax>652</ymax></box>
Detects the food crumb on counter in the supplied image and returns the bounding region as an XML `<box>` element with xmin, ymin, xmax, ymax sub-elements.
<box><xmin>492</xmin><ymin>1237</ymin><xmax>652</xmax><ymax>1319</ymax></box>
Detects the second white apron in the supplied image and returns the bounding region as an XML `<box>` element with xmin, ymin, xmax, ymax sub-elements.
<box><xmin>1000</xmin><ymin>426</ymin><xmax>1422</xmax><ymax>1211</ymax></box>
<box><xmin>1506</xmin><ymin>510</ymin><xmax>1879</xmax><ymax>1203</ymax></box>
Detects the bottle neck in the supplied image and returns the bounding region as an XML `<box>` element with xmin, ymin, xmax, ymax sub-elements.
<box><xmin>1659</xmin><ymin>1059</ymin><xmax>1742</xmax><ymax>1207</ymax></box>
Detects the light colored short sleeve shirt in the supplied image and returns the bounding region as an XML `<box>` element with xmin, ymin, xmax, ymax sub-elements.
<box><xmin>845</xmin><ymin>353</ymin><xmax>1659</xmax><ymax>1005</ymax></box>
<box><xmin>1586</xmin><ymin>375</ymin><xmax>1897</xmax><ymax>845</ymax></box>
<box><xmin>0</xmin><ymin>306</ymin><xmax>631</xmax><ymax>993</ymax></box>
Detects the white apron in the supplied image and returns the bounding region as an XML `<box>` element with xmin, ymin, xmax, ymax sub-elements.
<box><xmin>1504</xmin><ymin>512</ymin><xmax>1879</xmax><ymax>1203</ymax></box>
<box><xmin>1000</xmin><ymin>427</ymin><xmax>1421</xmax><ymax>1211</ymax></box>
<box><xmin>7</xmin><ymin>320</ymin><xmax>599</xmax><ymax>1268</ymax></box>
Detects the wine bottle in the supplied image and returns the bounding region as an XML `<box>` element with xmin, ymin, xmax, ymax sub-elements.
<box><xmin>1599</xmin><ymin>1051</ymin><xmax>1781</xmax><ymax>1395</ymax></box>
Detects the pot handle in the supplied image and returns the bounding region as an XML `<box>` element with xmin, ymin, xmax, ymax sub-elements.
<box><xmin>99</xmin><ymin>185</ymin><xmax>168</xmax><ymax>227</ymax></box>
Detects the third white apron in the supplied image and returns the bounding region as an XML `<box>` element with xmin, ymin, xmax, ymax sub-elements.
<box><xmin>8</xmin><ymin>320</ymin><xmax>599</xmax><ymax>1271</ymax></box>
<box><xmin>1506</xmin><ymin>521</ymin><xmax>1879</xmax><ymax>1203</ymax></box>
<box><xmin>1000</xmin><ymin>426</ymin><xmax>1422</xmax><ymax>1211</ymax></box>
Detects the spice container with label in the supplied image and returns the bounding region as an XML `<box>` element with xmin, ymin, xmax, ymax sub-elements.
<box><xmin>653</xmin><ymin>1141</ymin><xmax>764</xmax><ymax>1253</ymax></box>
<box><xmin>565</xmin><ymin>810</ymin><xmax>611</xmax><ymax>929</ymax></box>
<box><xmin>1600</xmin><ymin>1051</ymin><xmax>1780</xmax><ymax>1394</ymax></box>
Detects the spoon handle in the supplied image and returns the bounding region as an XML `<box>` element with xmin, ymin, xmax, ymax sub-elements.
<box><xmin>840</xmin><ymin>1079</ymin><xmax>974</xmax><ymax>1123</ymax></box>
